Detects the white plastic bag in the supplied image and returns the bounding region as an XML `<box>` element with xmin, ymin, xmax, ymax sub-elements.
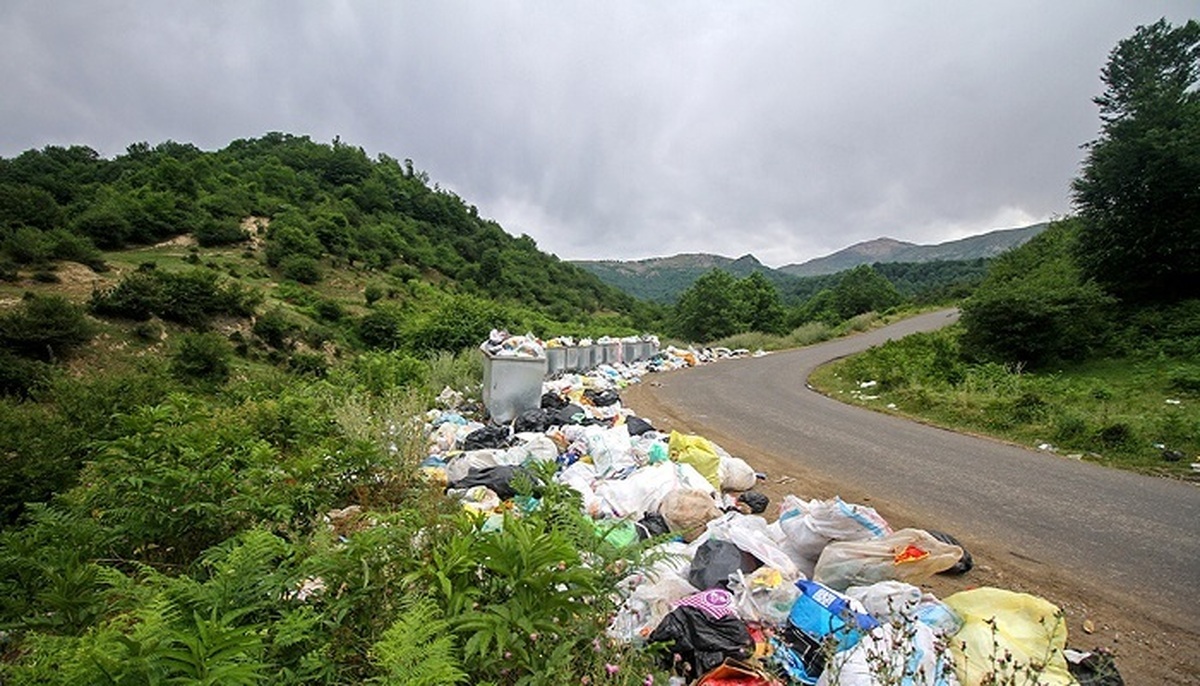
<box><xmin>718</xmin><ymin>454</ymin><xmax>758</xmax><ymax>491</ymax></box>
<box><xmin>444</xmin><ymin>449</ymin><xmax>502</xmax><ymax>483</ymax></box>
<box><xmin>585</xmin><ymin>425</ymin><xmax>637</xmax><ymax>476</ymax></box>
<box><xmin>706</xmin><ymin>511</ymin><xmax>800</xmax><ymax>579</ymax></box>
<box><xmin>778</xmin><ymin>496</ymin><xmax>893</xmax><ymax>571</ymax></box>
<box><xmin>607</xmin><ymin>573</ymin><xmax>698</xmax><ymax>644</ymax></box>
<box><xmin>818</xmin><ymin>621</ymin><xmax>960</xmax><ymax>686</ymax></box>
<box><xmin>728</xmin><ymin>567</ymin><xmax>802</xmax><ymax>626</ymax></box>
<box><xmin>846</xmin><ymin>581</ymin><xmax>963</xmax><ymax>637</ymax></box>
<box><xmin>814</xmin><ymin>528</ymin><xmax>963</xmax><ymax>591</ymax></box>
<box><xmin>500</xmin><ymin>433</ymin><xmax>559</xmax><ymax>465</ymax></box>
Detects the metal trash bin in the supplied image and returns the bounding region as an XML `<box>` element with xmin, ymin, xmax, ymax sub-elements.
<box><xmin>564</xmin><ymin>346</ymin><xmax>584</xmax><ymax>372</ymax></box>
<box><xmin>621</xmin><ymin>340</ymin><xmax>639</xmax><ymax>363</ymax></box>
<box><xmin>598</xmin><ymin>341</ymin><xmax>621</xmax><ymax>366</ymax></box>
<box><xmin>481</xmin><ymin>351</ymin><xmax>547</xmax><ymax>423</ymax></box>
<box><xmin>545</xmin><ymin>347</ymin><xmax>568</xmax><ymax>376</ymax></box>
<box><xmin>575</xmin><ymin>345</ymin><xmax>595</xmax><ymax>371</ymax></box>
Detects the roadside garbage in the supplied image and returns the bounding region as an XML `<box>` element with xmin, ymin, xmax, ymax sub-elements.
<box><xmin>689</xmin><ymin>538</ymin><xmax>763</xmax><ymax>591</ymax></box>
<box><xmin>944</xmin><ymin>588</ymin><xmax>1075</xmax><ymax>686</ymax></box>
<box><xmin>649</xmin><ymin>605</ymin><xmax>754</xmax><ymax>678</ymax></box>
<box><xmin>813</xmin><ymin>528</ymin><xmax>963</xmax><ymax>591</ymax></box>
<box><xmin>1065</xmin><ymin>648</ymin><xmax>1125</xmax><ymax>686</ymax></box>
<box><xmin>412</xmin><ymin>331</ymin><xmax>1124</xmax><ymax>685</ymax></box>
<box><xmin>928</xmin><ymin>529</ymin><xmax>974</xmax><ymax>574</ymax></box>
<box><xmin>662</xmin><ymin>488</ymin><xmax>723</xmax><ymax>542</ymax></box>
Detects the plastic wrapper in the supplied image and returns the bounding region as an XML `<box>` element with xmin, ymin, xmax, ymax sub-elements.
<box><xmin>706</xmin><ymin>511</ymin><xmax>801</xmax><ymax>579</ymax></box>
<box><xmin>813</xmin><ymin>528</ymin><xmax>963</xmax><ymax>591</ymax></box>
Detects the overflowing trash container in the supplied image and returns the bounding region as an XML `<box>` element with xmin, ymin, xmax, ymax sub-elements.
<box><xmin>479</xmin><ymin>331</ymin><xmax>547</xmax><ymax>423</ymax></box>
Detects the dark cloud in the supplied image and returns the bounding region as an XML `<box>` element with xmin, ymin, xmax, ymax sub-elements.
<box><xmin>2</xmin><ymin>1</ymin><xmax>1193</xmax><ymax>265</ymax></box>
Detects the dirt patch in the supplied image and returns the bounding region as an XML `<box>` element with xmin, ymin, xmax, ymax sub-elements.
<box><xmin>623</xmin><ymin>380</ymin><xmax>1200</xmax><ymax>685</ymax></box>
<box><xmin>154</xmin><ymin>234</ymin><xmax>198</xmax><ymax>249</ymax></box>
<box><xmin>242</xmin><ymin>216</ymin><xmax>270</xmax><ymax>249</ymax></box>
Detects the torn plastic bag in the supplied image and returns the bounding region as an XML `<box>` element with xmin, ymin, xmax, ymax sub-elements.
<box><xmin>648</xmin><ymin>605</ymin><xmax>753</xmax><ymax>678</ymax></box>
<box><xmin>584</xmin><ymin>388</ymin><xmax>621</xmax><ymax>407</ymax></box>
<box><xmin>446</xmin><ymin>465</ymin><xmax>541</xmax><ymax>500</ymax></box>
<box><xmin>444</xmin><ymin>449</ymin><xmax>502</xmax><ymax>484</ymax></box>
<box><xmin>706</xmin><ymin>512</ymin><xmax>800</xmax><ymax>580</ymax></box>
<box><xmin>556</xmin><ymin>460</ymin><xmax>601</xmax><ymax>516</ymax></box>
<box><xmin>943</xmin><ymin>587</ymin><xmax>1075</xmax><ymax>686</ymax></box>
<box><xmin>1065</xmin><ymin>648</ymin><xmax>1124</xmax><ymax>686</ymax></box>
<box><xmin>927</xmin><ymin>529</ymin><xmax>974</xmax><ymax>575</ymax></box>
<box><xmin>737</xmin><ymin>491</ymin><xmax>769</xmax><ymax>514</ymax></box>
<box><xmin>661</xmin><ymin>488</ymin><xmax>723</xmax><ymax>542</ymax></box>
<box><xmin>728</xmin><ymin>567</ymin><xmax>802</xmax><ymax>626</ymax></box>
<box><xmin>816</xmin><ymin>620</ymin><xmax>959</xmax><ymax>686</ymax></box>
<box><xmin>625</xmin><ymin>415</ymin><xmax>656</xmax><ymax>436</ymax></box>
<box><xmin>696</xmin><ymin>658</ymin><xmax>785</xmax><ymax>685</ymax></box>
<box><xmin>670</xmin><ymin>431</ymin><xmax>722</xmax><ymax>490</ymax></box>
<box><xmin>771</xmin><ymin>580</ymin><xmax>878</xmax><ymax>684</ymax></box>
<box><xmin>608</xmin><ymin>573</ymin><xmax>698</xmax><ymax>644</ymax></box>
<box><xmin>500</xmin><ymin>434</ymin><xmax>559</xmax><ymax>466</ymax></box>
<box><xmin>719</xmin><ymin>454</ymin><xmax>758</xmax><ymax>491</ymax></box>
<box><xmin>688</xmin><ymin>538</ymin><xmax>763</xmax><ymax>591</ymax></box>
<box><xmin>813</xmin><ymin>528</ymin><xmax>963</xmax><ymax>591</ymax></box>
<box><xmin>595</xmin><ymin>461</ymin><xmax>713</xmax><ymax>519</ymax></box>
<box><xmin>512</xmin><ymin>408</ymin><xmax>550</xmax><ymax>433</ymax></box>
<box><xmin>585</xmin><ymin>424</ymin><xmax>637</xmax><ymax>476</ymax></box>
<box><xmin>845</xmin><ymin>580</ymin><xmax>962</xmax><ymax>637</ymax></box>
<box><xmin>672</xmin><ymin>588</ymin><xmax>738</xmax><ymax>620</ymax></box>
<box><xmin>778</xmin><ymin>496</ymin><xmax>893</xmax><ymax>566</ymax></box>
<box><xmin>461</xmin><ymin>424</ymin><xmax>511</xmax><ymax>450</ymax></box>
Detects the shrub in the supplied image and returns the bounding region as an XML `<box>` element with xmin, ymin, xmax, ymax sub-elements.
<box><xmin>194</xmin><ymin>218</ymin><xmax>250</xmax><ymax>247</ymax></box>
<box><xmin>253</xmin><ymin>307</ymin><xmax>299</xmax><ymax>349</ymax></box>
<box><xmin>288</xmin><ymin>351</ymin><xmax>329</xmax><ymax>377</ymax></box>
<box><xmin>171</xmin><ymin>332</ymin><xmax>233</xmax><ymax>383</ymax></box>
<box><xmin>280</xmin><ymin>255</ymin><xmax>323</xmax><ymax>284</ymax></box>
<box><xmin>358</xmin><ymin>307</ymin><xmax>405</xmax><ymax>350</ymax></box>
<box><xmin>0</xmin><ymin>293</ymin><xmax>95</xmax><ymax>361</ymax></box>
<box><xmin>1096</xmin><ymin>422</ymin><xmax>1134</xmax><ymax>448</ymax></box>
<box><xmin>0</xmin><ymin>349</ymin><xmax>52</xmax><ymax>398</ymax></box>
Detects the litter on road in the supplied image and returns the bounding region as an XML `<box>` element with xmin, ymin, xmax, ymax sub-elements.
<box><xmin>414</xmin><ymin>333</ymin><xmax>1122</xmax><ymax>685</ymax></box>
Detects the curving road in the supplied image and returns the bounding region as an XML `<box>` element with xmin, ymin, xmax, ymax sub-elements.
<box><xmin>635</xmin><ymin>309</ymin><xmax>1200</xmax><ymax>634</ymax></box>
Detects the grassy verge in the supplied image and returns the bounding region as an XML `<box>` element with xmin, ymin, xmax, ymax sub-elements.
<box><xmin>706</xmin><ymin>306</ymin><xmax>947</xmax><ymax>353</ymax></box>
<box><xmin>809</xmin><ymin>326</ymin><xmax>1199</xmax><ymax>478</ymax></box>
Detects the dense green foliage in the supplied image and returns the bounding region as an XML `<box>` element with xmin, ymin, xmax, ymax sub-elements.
<box><xmin>960</xmin><ymin>220</ymin><xmax>1114</xmax><ymax>368</ymax></box>
<box><xmin>672</xmin><ymin>268</ymin><xmax>788</xmax><ymax>340</ymax></box>
<box><xmin>0</xmin><ymin>133</ymin><xmax>647</xmax><ymax>322</ymax></box>
<box><xmin>1072</xmin><ymin>19</ymin><xmax>1200</xmax><ymax>303</ymax></box>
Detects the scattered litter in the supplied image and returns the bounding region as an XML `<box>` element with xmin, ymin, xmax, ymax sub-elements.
<box><xmin>408</xmin><ymin>328</ymin><xmax>1120</xmax><ymax>685</ymax></box>
<box><xmin>1165</xmin><ymin>398</ymin><xmax>1182</xmax><ymax>405</ymax></box>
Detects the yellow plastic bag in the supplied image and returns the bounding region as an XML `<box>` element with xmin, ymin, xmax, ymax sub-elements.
<box><xmin>669</xmin><ymin>430</ymin><xmax>721</xmax><ymax>489</ymax></box>
<box><xmin>943</xmin><ymin>587</ymin><xmax>1075</xmax><ymax>686</ymax></box>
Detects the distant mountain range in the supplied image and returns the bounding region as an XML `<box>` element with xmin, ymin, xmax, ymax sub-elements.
<box><xmin>777</xmin><ymin>223</ymin><xmax>1049</xmax><ymax>277</ymax></box>
<box><xmin>573</xmin><ymin>223</ymin><xmax>1047</xmax><ymax>303</ymax></box>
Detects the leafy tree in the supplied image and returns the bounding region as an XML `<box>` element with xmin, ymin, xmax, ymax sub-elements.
<box><xmin>738</xmin><ymin>271</ymin><xmax>787</xmax><ymax>334</ymax></box>
<box><xmin>672</xmin><ymin>269</ymin><xmax>745</xmax><ymax>341</ymax></box>
<box><xmin>1072</xmin><ymin>19</ymin><xmax>1200</xmax><ymax>302</ymax></box>
<box><xmin>960</xmin><ymin>219</ymin><xmax>1114</xmax><ymax>368</ymax></box>
<box><xmin>0</xmin><ymin>293</ymin><xmax>95</xmax><ymax>360</ymax></box>
<box><xmin>831</xmin><ymin>265</ymin><xmax>902</xmax><ymax>319</ymax></box>
<box><xmin>171</xmin><ymin>332</ymin><xmax>233</xmax><ymax>383</ymax></box>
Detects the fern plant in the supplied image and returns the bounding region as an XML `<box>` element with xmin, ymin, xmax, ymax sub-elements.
<box><xmin>370</xmin><ymin>596</ymin><xmax>466</xmax><ymax>686</ymax></box>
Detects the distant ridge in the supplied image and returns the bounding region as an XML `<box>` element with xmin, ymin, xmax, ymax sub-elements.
<box><xmin>572</xmin><ymin>222</ymin><xmax>1048</xmax><ymax>302</ymax></box>
<box><xmin>778</xmin><ymin>223</ymin><xmax>1048</xmax><ymax>277</ymax></box>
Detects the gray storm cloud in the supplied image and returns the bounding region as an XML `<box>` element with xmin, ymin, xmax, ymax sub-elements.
<box><xmin>1</xmin><ymin>1</ymin><xmax>1194</xmax><ymax>266</ymax></box>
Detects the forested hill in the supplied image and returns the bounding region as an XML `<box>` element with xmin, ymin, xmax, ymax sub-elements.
<box><xmin>0</xmin><ymin>133</ymin><xmax>641</xmax><ymax>321</ymax></box>
<box><xmin>573</xmin><ymin>252</ymin><xmax>792</xmax><ymax>303</ymax></box>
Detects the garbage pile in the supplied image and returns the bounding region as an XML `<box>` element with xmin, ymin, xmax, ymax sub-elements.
<box><xmin>420</xmin><ymin>337</ymin><xmax>1120</xmax><ymax>686</ymax></box>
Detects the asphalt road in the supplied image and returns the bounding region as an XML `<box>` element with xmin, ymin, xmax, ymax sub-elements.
<box><xmin>641</xmin><ymin>309</ymin><xmax>1200</xmax><ymax>633</ymax></box>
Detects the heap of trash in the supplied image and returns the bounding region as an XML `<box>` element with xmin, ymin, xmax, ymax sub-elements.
<box><xmin>416</xmin><ymin>333</ymin><xmax>1121</xmax><ymax>686</ymax></box>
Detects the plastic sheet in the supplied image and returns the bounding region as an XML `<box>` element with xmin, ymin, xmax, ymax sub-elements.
<box><xmin>943</xmin><ymin>588</ymin><xmax>1074</xmax><ymax>686</ymax></box>
<box><xmin>813</xmin><ymin>528</ymin><xmax>963</xmax><ymax>591</ymax></box>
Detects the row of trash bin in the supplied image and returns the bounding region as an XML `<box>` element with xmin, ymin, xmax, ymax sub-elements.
<box><xmin>481</xmin><ymin>332</ymin><xmax>661</xmax><ymax>423</ymax></box>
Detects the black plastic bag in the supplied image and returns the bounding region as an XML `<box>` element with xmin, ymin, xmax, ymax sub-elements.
<box><xmin>1067</xmin><ymin>649</ymin><xmax>1124</xmax><ymax>686</ymax></box>
<box><xmin>552</xmin><ymin>403</ymin><xmax>587</xmax><ymax>426</ymax></box>
<box><xmin>928</xmin><ymin>530</ymin><xmax>974</xmax><ymax>574</ymax></box>
<box><xmin>688</xmin><ymin>539</ymin><xmax>762</xmax><ymax>591</ymax></box>
<box><xmin>513</xmin><ymin>408</ymin><xmax>550</xmax><ymax>433</ymax></box>
<box><xmin>461</xmin><ymin>425</ymin><xmax>510</xmax><ymax>450</ymax></box>
<box><xmin>648</xmin><ymin>605</ymin><xmax>752</xmax><ymax>678</ymax></box>
<box><xmin>584</xmin><ymin>389</ymin><xmax>621</xmax><ymax>407</ymax></box>
<box><xmin>635</xmin><ymin>512</ymin><xmax>671</xmax><ymax>540</ymax></box>
<box><xmin>447</xmin><ymin>465</ymin><xmax>540</xmax><ymax>500</ymax></box>
<box><xmin>540</xmin><ymin>391</ymin><xmax>568</xmax><ymax>411</ymax></box>
<box><xmin>625</xmin><ymin>415</ymin><xmax>655</xmax><ymax>436</ymax></box>
<box><xmin>737</xmin><ymin>491</ymin><xmax>769</xmax><ymax>514</ymax></box>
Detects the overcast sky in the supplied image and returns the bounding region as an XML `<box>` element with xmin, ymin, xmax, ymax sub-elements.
<box><xmin>1</xmin><ymin>2</ymin><xmax>1194</xmax><ymax>267</ymax></box>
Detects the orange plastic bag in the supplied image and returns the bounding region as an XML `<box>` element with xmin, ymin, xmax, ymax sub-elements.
<box><xmin>697</xmin><ymin>658</ymin><xmax>785</xmax><ymax>685</ymax></box>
